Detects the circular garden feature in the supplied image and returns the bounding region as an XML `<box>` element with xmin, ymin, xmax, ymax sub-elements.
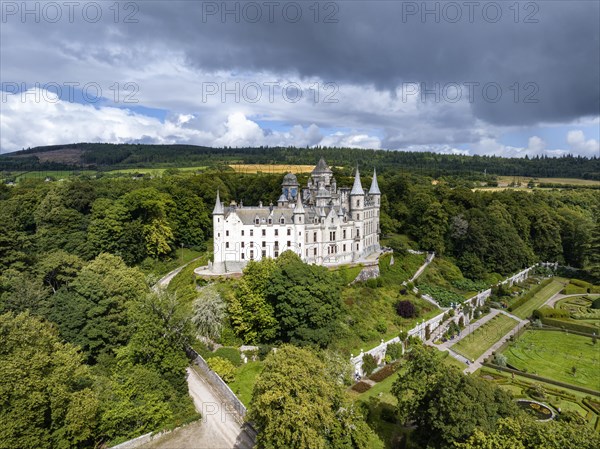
<box><xmin>516</xmin><ymin>399</ymin><xmax>555</xmax><ymax>421</ymax></box>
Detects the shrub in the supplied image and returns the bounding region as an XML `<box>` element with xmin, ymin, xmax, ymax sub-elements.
<box><xmin>591</xmin><ymin>298</ymin><xmax>600</xmax><ymax>309</ymax></box>
<box><xmin>380</xmin><ymin>407</ymin><xmax>398</xmax><ymax>424</ymax></box>
<box><xmin>258</xmin><ymin>345</ymin><xmax>273</xmax><ymax>360</ymax></box>
<box><xmin>369</xmin><ymin>362</ymin><xmax>399</xmax><ymax>382</ymax></box>
<box><xmin>395</xmin><ymin>300</ymin><xmax>417</xmax><ymax>318</ymax></box>
<box><xmin>362</xmin><ymin>353</ymin><xmax>378</xmax><ymax>376</ymax></box>
<box><xmin>532</xmin><ymin>306</ymin><xmax>570</xmax><ymax>319</ymax></box>
<box><xmin>206</xmin><ymin>356</ymin><xmax>236</xmax><ymax>382</ymax></box>
<box><xmin>375</xmin><ymin>320</ymin><xmax>387</xmax><ymax>334</ymax></box>
<box><xmin>494</xmin><ymin>353</ymin><xmax>507</xmax><ymax>367</ymax></box>
<box><xmin>351</xmin><ymin>381</ymin><xmax>372</xmax><ymax>393</ymax></box>
<box><xmin>386</xmin><ymin>342</ymin><xmax>403</xmax><ymax>361</ymax></box>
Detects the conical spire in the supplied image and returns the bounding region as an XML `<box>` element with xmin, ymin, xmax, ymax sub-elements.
<box><xmin>294</xmin><ymin>191</ymin><xmax>305</xmax><ymax>214</ymax></box>
<box><xmin>369</xmin><ymin>168</ymin><xmax>381</xmax><ymax>195</ymax></box>
<box><xmin>212</xmin><ymin>190</ymin><xmax>224</xmax><ymax>214</ymax></box>
<box><xmin>350</xmin><ymin>166</ymin><xmax>364</xmax><ymax>195</ymax></box>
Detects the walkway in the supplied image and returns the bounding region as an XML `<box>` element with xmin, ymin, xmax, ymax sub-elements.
<box><xmin>542</xmin><ymin>292</ymin><xmax>600</xmax><ymax>309</ymax></box>
<box><xmin>139</xmin><ymin>368</ymin><xmax>255</xmax><ymax>449</ymax></box>
<box><xmin>409</xmin><ymin>252</ymin><xmax>435</xmax><ymax>283</ymax></box>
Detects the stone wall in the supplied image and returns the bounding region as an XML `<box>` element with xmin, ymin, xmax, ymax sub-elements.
<box><xmin>351</xmin><ymin>265</ymin><xmax>380</xmax><ymax>284</ymax></box>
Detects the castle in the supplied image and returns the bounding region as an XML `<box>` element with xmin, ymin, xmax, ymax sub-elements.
<box><xmin>211</xmin><ymin>158</ymin><xmax>381</xmax><ymax>273</ymax></box>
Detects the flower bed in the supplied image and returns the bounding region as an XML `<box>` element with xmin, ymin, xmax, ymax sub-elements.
<box><xmin>516</xmin><ymin>399</ymin><xmax>555</xmax><ymax>421</ymax></box>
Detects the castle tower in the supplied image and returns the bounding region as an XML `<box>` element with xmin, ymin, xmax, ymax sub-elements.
<box><xmin>212</xmin><ymin>190</ymin><xmax>225</xmax><ymax>272</ymax></box>
<box><xmin>369</xmin><ymin>168</ymin><xmax>381</xmax><ymax>206</ymax></box>
<box><xmin>350</xmin><ymin>167</ymin><xmax>365</xmax><ymax>257</ymax></box>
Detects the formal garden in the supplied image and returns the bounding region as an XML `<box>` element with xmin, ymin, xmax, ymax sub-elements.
<box><xmin>450</xmin><ymin>314</ymin><xmax>519</xmax><ymax>361</ymax></box>
<box><xmin>501</xmin><ymin>329</ymin><xmax>599</xmax><ymax>390</ymax></box>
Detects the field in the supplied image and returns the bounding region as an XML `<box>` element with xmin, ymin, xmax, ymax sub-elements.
<box><xmin>451</xmin><ymin>314</ymin><xmax>519</xmax><ymax>361</ymax></box>
<box><xmin>496</xmin><ymin>176</ymin><xmax>600</xmax><ymax>187</ymax></box>
<box><xmin>502</xmin><ymin>330</ymin><xmax>600</xmax><ymax>390</ymax></box>
<box><xmin>106</xmin><ymin>166</ymin><xmax>208</xmax><ymax>176</ymax></box>
<box><xmin>229</xmin><ymin>164</ymin><xmax>316</xmax><ymax>174</ymax></box>
<box><xmin>511</xmin><ymin>279</ymin><xmax>567</xmax><ymax>319</ymax></box>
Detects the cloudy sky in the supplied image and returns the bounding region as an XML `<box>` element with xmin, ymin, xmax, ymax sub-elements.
<box><xmin>1</xmin><ymin>0</ymin><xmax>599</xmax><ymax>157</ymax></box>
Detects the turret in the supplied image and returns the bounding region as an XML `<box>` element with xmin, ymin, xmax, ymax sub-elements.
<box><xmin>369</xmin><ymin>169</ymin><xmax>381</xmax><ymax>206</ymax></box>
<box><xmin>350</xmin><ymin>166</ymin><xmax>365</xmax><ymax>210</ymax></box>
<box><xmin>212</xmin><ymin>190</ymin><xmax>225</xmax><ymax>271</ymax></box>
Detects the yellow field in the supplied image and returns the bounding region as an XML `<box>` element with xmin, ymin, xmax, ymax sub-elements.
<box><xmin>229</xmin><ymin>164</ymin><xmax>316</xmax><ymax>174</ymax></box>
<box><xmin>496</xmin><ymin>176</ymin><xmax>600</xmax><ymax>187</ymax></box>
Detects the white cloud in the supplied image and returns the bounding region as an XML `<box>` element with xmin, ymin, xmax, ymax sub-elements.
<box><xmin>0</xmin><ymin>89</ymin><xmax>378</xmax><ymax>152</ymax></box>
<box><xmin>567</xmin><ymin>130</ymin><xmax>600</xmax><ymax>157</ymax></box>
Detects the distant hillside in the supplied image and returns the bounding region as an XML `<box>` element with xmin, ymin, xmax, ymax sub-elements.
<box><xmin>1</xmin><ymin>143</ymin><xmax>599</xmax><ymax>180</ymax></box>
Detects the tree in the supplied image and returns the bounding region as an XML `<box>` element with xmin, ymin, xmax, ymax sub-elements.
<box><xmin>248</xmin><ymin>345</ymin><xmax>372</xmax><ymax>449</ymax></box>
<box><xmin>391</xmin><ymin>345</ymin><xmax>518</xmax><ymax>448</ymax></box>
<box><xmin>362</xmin><ymin>353</ymin><xmax>378</xmax><ymax>376</ymax></box>
<box><xmin>228</xmin><ymin>258</ymin><xmax>278</xmax><ymax>344</ymax></box>
<box><xmin>455</xmin><ymin>416</ymin><xmax>600</xmax><ymax>449</ymax></box>
<box><xmin>396</xmin><ymin>299</ymin><xmax>417</xmax><ymax>318</ymax></box>
<box><xmin>35</xmin><ymin>250</ymin><xmax>84</xmax><ymax>293</ymax></box>
<box><xmin>207</xmin><ymin>356</ymin><xmax>236</xmax><ymax>382</ymax></box>
<box><xmin>192</xmin><ymin>284</ymin><xmax>226</xmax><ymax>341</ymax></box>
<box><xmin>0</xmin><ymin>312</ymin><xmax>99</xmax><ymax>449</ymax></box>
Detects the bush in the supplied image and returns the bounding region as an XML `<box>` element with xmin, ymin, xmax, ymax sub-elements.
<box><xmin>380</xmin><ymin>407</ymin><xmax>398</xmax><ymax>424</ymax></box>
<box><xmin>258</xmin><ymin>345</ymin><xmax>273</xmax><ymax>360</ymax></box>
<box><xmin>369</xmin><ymin>362</ymin><xmax>399</xmax><ymax>382</ymax></box>
<box><xmin>532</xmin><ymin>306</ymin><xmax>570</xmax><ymax>319</ymax></box>
<box><xmin>591</xmin><ymin>298</ymin><xmax>600</xmax><ymax>309</ymax></box>
<box><xmin>351</xmin><ymin>381</ymin><xmax>372</xmax><ymax>393</ymax></box>
<box><xmin>206</xmin><ymin>356</ymin><xmax>236</xmax><ymax>382</ymax></box>
<box><xmin>494</xmin><ymin>353</ymin><xmax>507</xmax><ymax>367</ymax></box>
<box><xmin>386</xmin><ymin>342</ymin><xmax>403</xmax><ymax>361</ymax></box>
<box><xmin>375</xmin><ymin>320</ymin><xmax>387</xmax><ymax>334</ymax></box>
<box><xmin>540</xmin><ymin>318</ymin><xmax>597</xmax><ymax>334</ymax></box>
<box><xmin>362</xmin><ymin>353</ymin><xmax>378</xmax><ymax>376</ymax></box>
<box><xmin>395</xmin><ymin>300</ymin><xmax>417</xmax><ymax>318</ymax></box>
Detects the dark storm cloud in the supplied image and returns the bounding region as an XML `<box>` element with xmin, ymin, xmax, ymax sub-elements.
<box><xmin>1</xmin><ymin>0</ymin><xmax>598</xmax><ymax>136</ymax></box>
<box><xmin>118</xmin><ymin>0</ymin><xmax>598</xmax><ymax>126</ymax></box>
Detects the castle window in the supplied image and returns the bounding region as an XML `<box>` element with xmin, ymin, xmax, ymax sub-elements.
<box><xmin>343</xmin><ymin>244</ymin><xmax>346</xmax><ymax>251</ymax></box>
<box><xmin>356</xmin><ymin>229</ymin><xmax>360</xmax><ymax>237</ymax></box>
<box><xmin>314</xmin><ymin>248</ymin><xmax>317</xmax><ymax>255</ymax></box>
<box><xmin>241</xmin><ymin>230</ymin><xmax>244</xmax><ymax>236</ymax></box>
<box><xmin>262</xmin><ymin>229</ymin><xmax>266</xmax><ymax>236</ymax></box>
<box><xmin>280</xmin><ymin>217</ymin><xmax>285</xmax><ymax>224</ymax></box>
<box><xmin>226</xmin><ymin>242</ymin><xmax>229</xmax><ymax>249</ymax></box>
<box><xmin>262</xmin><ymin>250</ymin><xmax>266</xmax><ymax>258</ymax></box>
<box><xmin>287</xmin><ymin>229</ymin><xmax>291</xmax><ymax>236</ymax></box>
<box><xmin>250</xmin><ymin>230</ymin><xmax>254</xmax><ymax>237</ymax></box>
<box><xmin>241</xmin><ymin>253</ymin><xmax>245</xmax><ymax>259</ymax></box>
<box><xmin>217</xmin><ymin>233</ymin><xmax>220</xmax><ymax>237</ymax></box>
<box><xmin>250</xmin><ymin>242</ymin><xmax>254</xmax><ymax>248</ymax></box>
<box><xmin>242</xmin><ymin>242</ymin><xmax>245</xmax><ymax>248</ymax></box>
<box><xmin>275</xmin><ymin>229</ymin><xmax>279</xmax><ymax>236</ymax></box>
<box><xmin>356</xmin><ymin>214</ymin><xmax>360</xmax><ymax>220</ymax></box>
<box><xmin>343</xmin><ymin>230</ymin><xmax>346</xmax><ymax>239</ymax></box>
<box><xmin>274</xmin><ymin>251</ymin><xmax>279</xmax><ymax>257</ymax></box>
<box><xmin>268</xmin><ymin>218</ymin><xmax>272</xmax><ymax>224</ymax></box>
<box><xmin>287</xmin><ymin>241</ymin><xmax>291</xmax><ymax>247</ymax></box>
<box><xmin>250</xmin><ymin>251</ymin><xmax>254</xmax><ymax>260</ymax></box>
<box><xmin>356</xmin><ymin>244</ymin><xmax>359</xmax><ymax>250</ymax></box>
<box><xmin>255</xmin><ymin>218</ymin><xmax>259</xmax><ymax>224</ymax></box>
<box><xmin>331</xmin><ymin>218</ymin><xmax>334</xmax><ymax>223</ymax></box>
<box><xmin>306</xmin><ymin>249</ymin><xmax>309</xmax><ymax>257</ymax></box>
<box><xmin>313</xmin><ymin>231</ymin><xmax>317</xmax><ymax>242</ymax></box>
<box><xmin>262</xmin><ymin>241</ymin><xmax>266</xmax><ymax>247</ymax></box>
<box><xmin>226</xmin><ymin>230</ymin><xmax>229</xmax><ymax>236</ymax></box>
<box><xmin>356</xmin><ymin>200</ymin><xmax>360</xmax><ymax>207</ymax></box>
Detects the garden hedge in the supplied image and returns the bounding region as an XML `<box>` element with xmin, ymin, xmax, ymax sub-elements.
<box><xmin>351</xmin><ymin>381</ymin><xmax>372</xmax><ymax>393</ymax></box>
<box><xmin>508</xmin><ymin>279</ymin><xmax>552</xmax><ymax>312</ymax></box>
<box><xmin>539</xmin><ymin>318</ymin><xmax>597</xmax><ymax>335</ymax></box>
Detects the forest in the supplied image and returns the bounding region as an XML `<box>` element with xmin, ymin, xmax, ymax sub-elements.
<box><xmin>2</xmin><ymin>142</ymin><xmax>599</xmax><ymax>179</ymax></box>
<box><xmin>1</xmin><ymin>163</ymin><xmax>599</xmax><ymax>448</ymax></box>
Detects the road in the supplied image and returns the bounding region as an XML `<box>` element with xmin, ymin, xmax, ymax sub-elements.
<box><xmin>139</xmin><ymin>368</ymin><xmax>255</xmax><ymax>449</ymax></box>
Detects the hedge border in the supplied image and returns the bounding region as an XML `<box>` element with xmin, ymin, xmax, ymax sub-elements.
<box><xmin>482</xmin><ymin>363</ymin><xmax>600</xmax><ymax>397</ymax></box>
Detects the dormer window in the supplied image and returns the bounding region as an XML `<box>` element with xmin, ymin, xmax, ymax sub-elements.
<box><xmin>255</xmin><ymin>218</ymin><xmax>260</xmax><ymax>225</ymax></box>
<box><xmin>280</xmin><ymin>217</ymin><xmax>285</xmax><ymax>224</ymax></box>
<box><xmin>268</xmin><ymin>218</ymin><xmax>272</xmax><ymax>224</ymax></box>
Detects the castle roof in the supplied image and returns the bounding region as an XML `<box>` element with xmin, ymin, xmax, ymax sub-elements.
<box><xmin>369</xmin><ymin>169</ymin><xmax>381</xmax><ymax>195</ymax></box>
<box><xmin>312</xmin><ymin>157</ymin><xmax>332</xmax><ymax>174</ymax></box>
<box><xmin>212</xmin><ymin>190</ymin><xmax>224</xmax><ymax>214</ymax></box>
<box><xmin>350</xmin><ymin>167</ymin><xmax>364</xmax><ymax>195</ymax></box>
<box><xmin>283</xmin><ymin>173</ymin><xmax>299</xmax><ymax>184</ymax></box>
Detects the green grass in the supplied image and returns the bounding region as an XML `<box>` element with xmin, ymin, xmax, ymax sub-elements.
<box><xmin>138</xmin><ymin>248</ymin><xmax>205</xmax><ymax>277</ymax></box>
<box><xmin>451</xmin><ymin>314</ymin><xmax>519</xmax><ymax>361</ymax></box>
<box><xmin>502</xmin><ymin>330</ymin><xmax>600</xmax><ymax>391</ymax></box>
<box><xmin>511</xmin><ymin>279</ymin><xmax>567</xmax><ymax>319</ymax></box>
<box><xmin>229</xmin><ymin>361</ymin><xmax>263</xmax><ymax>407</ymax></box>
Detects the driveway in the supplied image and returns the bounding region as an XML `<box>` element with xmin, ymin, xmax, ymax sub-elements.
<box><xmin>139</xmin><ymin>368</ymin><xmax>255</xmax><ymax>449</ymax></box>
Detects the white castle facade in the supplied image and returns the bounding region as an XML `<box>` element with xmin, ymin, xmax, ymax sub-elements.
<box><xmin>211</xmin><ymin>158</ymin><xmax>381</xmax><ymax>273</ymax></box>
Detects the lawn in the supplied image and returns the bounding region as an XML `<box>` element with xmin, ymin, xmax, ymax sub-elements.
<box><xmin>451</xmin><ymin>314</ymin><xmax>519</xmax><ymax>361</ymax></box>
<box><xmin>511</xmin><ymin>278</ymin><xmax>567</xmax><ymax>319</ymax></box>
<box><xmin>229</xmin><ymin>361</ymin><xmax>263</xmax><ymax>407</ymax></box>
<box><xmin>502</xmin><ymin>330</ymin><xmax>600</xmax><ymax>391</ymax></box>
